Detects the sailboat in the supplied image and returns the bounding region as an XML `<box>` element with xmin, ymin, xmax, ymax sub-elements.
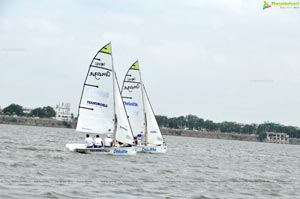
<box><xmin>65</xmin><ymin>43</ymin><xmax>136</xmax><ymax>155</ymax></box>
<box><xmin>121</xmin><ymin>61</ymin><xmax>167</xmax><ymax>153</ymax></box>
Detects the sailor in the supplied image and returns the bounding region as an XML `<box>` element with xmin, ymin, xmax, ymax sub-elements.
<box><xmin>134</xmin><ymin>136</ymin><xmax>137</xmax><ymax>145</ymax></box>
<box><xmin>94</xmin><ymin>134</ymin><xmax>103</xmax><ymax>148</ymax></box>
<box><xmin>137</xmin><ymin>132</ymin><xmax>143</xmax><ymax>146</ymax></box>
<box><xmin>104</xmin><ymin>135</ymin><xmax>113</xmax><ymax>147</ymax></box>
<box><xmin>85</xmin><ymin>134</ymin><xmax>94</xmax><ymax>148</ymax></box>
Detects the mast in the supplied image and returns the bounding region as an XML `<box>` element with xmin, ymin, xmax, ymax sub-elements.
<box><xmin>138</xmin><ymin>61</ymin><xmax>148</xmax><ymax>145</ymax></box>
<box><xmin>110</xmin><ymin>42</ymin><xmax>117</xmax><ymax>146</ymax></box>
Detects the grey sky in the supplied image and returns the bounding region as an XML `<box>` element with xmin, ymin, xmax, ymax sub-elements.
<box><xmin>0</xmin><ymin>0</ymin><xmax>299</xmax><ymax>127</ymax></box>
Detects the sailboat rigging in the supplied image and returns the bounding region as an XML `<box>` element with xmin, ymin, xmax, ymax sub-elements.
<box><xmin>121</xmin><ymin>61</ymin><xmax>167</xmax><ymax>153</ymax></box>
<box><xmin>66</xmin><ymin>42</ymin><xmax>136</xmax><ymax>155</ymax></box>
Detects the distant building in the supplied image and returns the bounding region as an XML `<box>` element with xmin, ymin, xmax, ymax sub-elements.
<box><xmin>266</xmin><ymin>132</ymin><xmax>289</xmax><ymax>144</ymax></box>
<box><xmin>23</xmin><ymin>107</ymin><xmax>34</xmax><ymax>115</ymax></box>
<box><xmin>55</xmin><ymin>102</ymin><xmax>73</xmax><ymax>121</ymax></box>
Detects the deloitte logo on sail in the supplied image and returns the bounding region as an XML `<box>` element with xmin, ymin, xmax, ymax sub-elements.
<box><xmin>123</xmin><ymin>101</ymin><xmax>138</xmax><ymax>107</ymax></box>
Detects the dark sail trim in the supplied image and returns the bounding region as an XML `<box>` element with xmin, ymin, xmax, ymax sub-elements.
<box><xmin>123</xmin><ymin>81</ymin><xmax>141</xmax><ymax>84</ymax></box>
<box><xmin>90</xmin><ymin>65</ymin><xmax>112</xmax><ymax>71</ymax></box>
<box><xmin>84</xmin><ymin>84</ymin><xmax>98</xmax><ymax>88</ymax></box>
<box><xmin>79</xmin><ymin>106</ymin><xmax>93</xmax><ymax>111</ymax></box>
<box><xmin>122</xmin><ymin>96</ymin><xmax>132</xmax><ymax>99</ymax></box>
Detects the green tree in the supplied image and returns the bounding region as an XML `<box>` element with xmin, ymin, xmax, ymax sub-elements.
<box><xmin>185</xmin><ymin>115</ymin><xmax>199</xmax><ymax>130</ymax></box>
<box><xmin>168</xmin><ymin>117</ymin><xmax>179</xmax><ymax>129</ymax></box>
<box><xmin>30</xmin><ymin>106</ymin><xmax>56</xmax><ymax>118</ymax></box>
<box><xmin>204</xmin><ymin>120</ymin><xmax>218</xmax><ymax>131</ymax></box>
<box><xmin>219</xmin><ymin>121</ymin><xmax>241</xmax><ymax>133</ymax></box>
<box><xmin>196</xmin><ymin>118</ymin><xmax>205</xmax><ymax>130</ymax></box>
<box><xmin>43</xmin><ymin>106</ymin><xmax>56</xmax><ymax>118</ymax></box>
<box><xmin>241</xmin><ymin>124</ymin><xmax>256</xmax><ymax>134</ymax></box>
<box><xmin>3</xmin><ymin>104</ymin><xmax>24</xmax><ymax>116</ymax></box>
<box><xmin>30</xmin><ymin>108</ymin><xmax>43</xmax><ymax>117</ymax></box>
<box><xmin>176</xmin><ymin>116</ymin><xmax>186</xmax><ymax>129</ymax></box>
<box><xmin>258</xmin><ymin>131</ymin><xmax>267</xmax><ymax>141</ymax></box>
<box><xmin>156</xmin><ymin>115</ymin><xmax>168</xmax><ymax>127</ymax></box>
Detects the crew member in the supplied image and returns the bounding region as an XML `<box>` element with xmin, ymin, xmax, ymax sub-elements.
<box><xmin>104</xmin><ymin>135</ymin><xmax>113</xmax><ymax>147</ymax></box>
<box><xmin>137</xmin><ymin>132</ymin><xmax>143</xmax><ymax>146</ymax></box>
<box><xmin>85</xmin><ymin>134</ymin><xmax>94</xmax><ymax>148</ymax></box>
<box><xmin>94</xmin><ymin>134</ymin><xmax>103</xmax><ymax>148</ymax></box>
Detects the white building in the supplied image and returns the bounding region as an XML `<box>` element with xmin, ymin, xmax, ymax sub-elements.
<box><xmin>266</xmin><ymin>132</ymin><xmax>289</xmax><ymax>144</ymax></box>
<box><xmin>23</xmin><ymin>107</ymin><xmax>34</xmax><ymax>115</ymax></box>
<box><xmin>55</xmin><ymin>102</ymin><xmax>73</xmax><ymax>121</ymax></box>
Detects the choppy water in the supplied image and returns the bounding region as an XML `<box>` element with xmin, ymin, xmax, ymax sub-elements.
<box><xmin>1</xmin><ymin>124</ymin><xmax>300</xmax><ymax>199</ymax></box>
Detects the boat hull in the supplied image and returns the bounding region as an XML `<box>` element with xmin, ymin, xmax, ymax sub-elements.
<box><xmin>65</xmin><ymin>144</ymin><xmax>137</xmax><ymax>155</ymax></box>
<box><xmin>137</xmin><ymin>145</ymin><xmax>167</xmax><ymax>153</ymax></box>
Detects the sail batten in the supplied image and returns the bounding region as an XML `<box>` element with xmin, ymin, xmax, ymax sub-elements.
<box><xmin>90</xmin><ymin>65</ymin><xmax>113</xmax><ymax>71</ymax></box>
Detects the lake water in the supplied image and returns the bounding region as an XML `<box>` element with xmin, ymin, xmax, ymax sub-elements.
<box><xmin>0</xmin><ymin>124</ymin><xmax>300</xmax><ymax>199</ymax></box>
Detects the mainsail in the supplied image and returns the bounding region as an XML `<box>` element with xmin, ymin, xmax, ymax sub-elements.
<box><xmin>121</xmin><ymin>61</ymin><xmax>164</xmax><ymax>145</ymax></box>
<box><xmin>121</xmin><ymin>61</ymin><xmax>145</xmax><ymax>137</ymax></box>
<box><xmin>76</xmin><ymin>43</ymin><xmax>134</xmax><ymax>145</ymax></box>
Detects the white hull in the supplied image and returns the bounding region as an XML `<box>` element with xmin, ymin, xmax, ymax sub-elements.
<box><xmin>137</xmin><ymin>145</ymin><xmax>167</xmax><ymax>153</ymax></box>
<box><xmin>65</xmin><ymin>144</ymin><xmax>137</xmax><ymax>156</ymax></box>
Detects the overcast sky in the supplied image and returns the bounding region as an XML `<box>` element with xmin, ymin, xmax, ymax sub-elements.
<box><xmin>0</xmin><ymin>0</ymin><xmax>299</xmax><ymax>127</ymax></box>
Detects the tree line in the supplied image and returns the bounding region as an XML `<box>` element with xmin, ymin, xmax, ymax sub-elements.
<box><xmin>155</xmin><ymin>115</ymin><xmax>300</xmax><ymax>139</ymax></box>
<box><xmin>1</xmin><ymin>104</ymin><xmax>299</xmax><ymax>139</ymax></box>
<box><xmin>1</xmin><ymin>104</ymin><xmax>56</xmax><ymax>118</ymax></box>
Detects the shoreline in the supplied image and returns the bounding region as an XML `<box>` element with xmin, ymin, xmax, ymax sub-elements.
<box><xmin>1</xmin><ymin>115</ymin><xmax>299</xmax><ymax>145</ymax></box>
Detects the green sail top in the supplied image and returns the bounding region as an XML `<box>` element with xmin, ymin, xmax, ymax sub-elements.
<box><xmin>100</xmin><ymin>43</ymin><xmax>112</xmax><ymax>54</ymax></box>
<box><xmin>131</xmin><ymin>61</ymin><xmax>139</xmax><ymax>70</ymax></box>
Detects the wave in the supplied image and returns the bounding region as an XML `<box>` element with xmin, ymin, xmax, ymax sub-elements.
<box><xmin>19</xmin><ymin>146</ymin><xmax>38</xmax><ymax>151</ymax></box>
<box><xmin>191</xmin><ymin>196</ymin><xmax>212</xmax><ymax>199</ymax></box>
<box><xmin>19</xmin><ymin>147</ymin><xmax>64</xmax><ymax>152</ymax></box>
<box><xmin>41</xmin><ymin>191</ymin><xmax>82</xmax><ymax>199</ymax></box>
<box><xmin>10</xmin><ymin>162</ymin><xmax>37</xmax><ymax>167</ymax></box>
<box><xmin>227</xmin><ymin>178</ymin><xmax>272</xmax><ymax>183</ymax></box>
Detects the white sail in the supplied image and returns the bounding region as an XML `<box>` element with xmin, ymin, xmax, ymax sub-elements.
<box><xmin>114</xmin><ymin>74</ymin><xmax>134</xmax><ymax>144</ymax></box>
<box><xmin>76</xmin><ymin>43</ymin><xmax>114</xmax><ymax>134</ymax></box>
<box><xmin>121</xmin><ymin>61</ymin><xmax>145</xmax><ymax>137</ymax></box>
<box><xmin>143</xmin><ymin>85</ymin><xmax>164</xmax><ymax>145</ymax></box>
<box><xmin>121</xmin><ymin>61</ymin><xmax>165</xmax><ymax>146</ymax></box>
